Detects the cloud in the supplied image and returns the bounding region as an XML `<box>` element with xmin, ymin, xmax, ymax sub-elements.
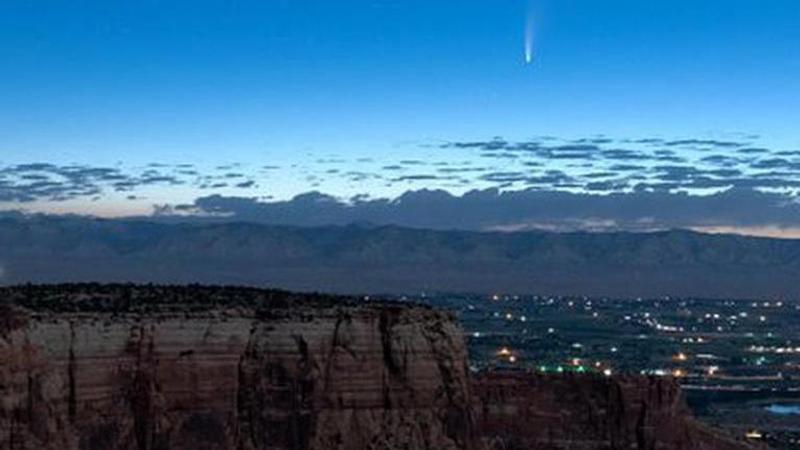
<box><xmin>585</xmin><ymin>180</ymin><xmax>630</xmax><ymax>191</ymax></box>
<box><xmin>583</xmin><ymin>172</ymin><xmax>617</xmax><ymax>179</ymax></box>
<box><xmin>690</xmin><ymin>225</ymin><xmax>800</xmax><ymax>239</ymax></box>
<box><xmin>750</xmin><ymin>158</ymin><xmax>800</xmax><ymax>171</ymax></box>
<box><xmin>705</xmin><ymin>168</ymin><xmax>742</xmax><ymax>178</ymax></box>
<box><xmin>4</xmin><ymin>135</ymin><xmax>800</xmax><ymax>214</ymax></box>
<box><xmin>480</xmin><ymin>151</ymin><xmax>521</xmax><ymax>159</ymax></box>
<box><xmin>699</xmin><ymin>155</ymin><xmax>745</xmax><ymax>167</ymax></box>
<box><xmin>479</xmin><ymin>172</ymin><xmax>530</xmax><ymax>183</ymax></box>
<box><xmin>652</xmin><ymin>165</ymin><xmax>703</xmax><ymax>182</ymax></box>
<box><xmin>393</xmin><ymin>174</ymin><xmax>441</xmax><ymax>182</ymax></box>
<box><xmin>0</xmin><ymin>163</ymin><xmax>195</xmax><ymax>203</ymax></box>
<box><xmin>600</xmin><ymin>149</ymin><xmax>651</xmax><ymax>161</ymax></box>
<box><xmin>437</xmin><ymin>166</ymin><xmax>488</xmax><ymax>174</ymax></box>
<box><xmin>235</xmin><ymin>180</ymin><xmax>257</xmax><ymax>189</ymax></box>
<box><xmin>737</xmin><ymin>147</ymin><xmax>771</xmax><ymax>154</ymax></box>
<box><xmin>662</xmin><ymin>139</ymin><xmax>747</xmax><ymax>148</ymax></box>
<box><xmin>399</xmin><ymin>159</ymin><xmax>427</xmax><ymax>166</ymax></box>
<box><xmin>608</xmin><ymin>164</ymin><xmax>646</xmax><ymax>172</ymax></box>
<box><xmin>429</xmin><ymin>135</ymin><xmax>800</xmax><ymax>193</ymax></box>
<box><xmin>161</xmin><ymin>187</ymin><xmax>800</xmax><ymax>233</ymax></box>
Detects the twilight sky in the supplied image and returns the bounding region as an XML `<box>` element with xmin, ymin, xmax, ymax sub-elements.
<box><xmin>1</xmin><ymin>1</ymin><xmax>800</xmax><ymax>234</ymax></box>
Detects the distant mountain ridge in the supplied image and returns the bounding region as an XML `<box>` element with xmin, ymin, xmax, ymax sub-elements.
<box><xmin>1</xmin><ymin>216</ymin><xmax>799</xmax><ymax>299</ymax></box>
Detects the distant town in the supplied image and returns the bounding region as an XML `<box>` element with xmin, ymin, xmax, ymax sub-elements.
<box><xmin>399</xmin><ymin>293</ymin><xmax>800</xmax><ymax>449</ymax></box>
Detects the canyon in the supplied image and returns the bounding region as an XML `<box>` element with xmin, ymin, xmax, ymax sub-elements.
<box><xmin>0</xmin><ymin>285</ymin><xmax>754</xmax><ymax>450</ymax></box>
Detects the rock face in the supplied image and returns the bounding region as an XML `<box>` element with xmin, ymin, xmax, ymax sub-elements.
<box><xmin>0</xmin><ymin>285</ymin><xmax>474</xmax><ymax>450</ymax></box>
<box><xmin>472</xmin><ymin>372</ymin><xmax>754</xmax><ymax>450</ymax></box>
<box><xmin>0</xmin><ymin>285</ymin><xmax>752</xmax><ymax>450</ymax></box>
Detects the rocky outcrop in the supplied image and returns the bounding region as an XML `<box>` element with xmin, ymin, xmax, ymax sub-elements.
<box><xmin>0</xmin><ymin>285</ymin><xmax>474</xmax><ymax>450</ymax></box>
<box><xmin>472</xmin><ymin>372</ymin><xmax>755</xmax><ymax>450</ymax></box>
<box><xmin>0</xmin><ymin>285</ymin><xmax>753</xmax><ymax>450</ymax></box>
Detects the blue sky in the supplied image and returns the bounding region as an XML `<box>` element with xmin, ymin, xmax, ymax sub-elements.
<box><xmin>1</xmin><ymin>1</ymin><xmax>800</xmax><ymax>223</ymax></box>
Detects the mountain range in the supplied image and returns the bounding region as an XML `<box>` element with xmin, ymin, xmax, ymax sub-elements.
<box><xmin>1</xmin><ymin>216</ymin><xmax>799</xmax><ymax>299</ymax></box>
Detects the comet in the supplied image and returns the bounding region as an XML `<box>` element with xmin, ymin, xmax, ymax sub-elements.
<box><xmin>524</xmin><ymin>2</ymin><xmax>535</xmax><ymax>64</ymax></box>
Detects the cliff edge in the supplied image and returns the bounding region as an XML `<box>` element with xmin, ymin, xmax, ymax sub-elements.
<box><xmin>0</xmin><ymin>285</ymin><xmax>474</xmax><ymax>450</ymax></box>
<box><xmin>0</xmin><ymin>285</ymin><xmax>754</xmax><ymax>450</ymax></box>
<box><xmin>473</xmin><ymin>372</ymin><xmax>754</xmax><ymax>450</ymax></box>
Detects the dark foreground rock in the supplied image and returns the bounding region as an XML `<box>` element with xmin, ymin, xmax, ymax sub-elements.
<box><xmin>0</xmin><ymin>285</ymin><xmax>755</xmax><ymax>450</ymax></box>
<box><xmin>472</xmin><ymin>372</ymin><xmax>756</xmax><ymax>450</ymax></box>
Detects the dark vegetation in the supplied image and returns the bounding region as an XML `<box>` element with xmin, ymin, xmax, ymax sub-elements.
<box><xmin>0</xmin><ymin>283</ymin><xmax>421</xmax><ymax>315</ymax></box>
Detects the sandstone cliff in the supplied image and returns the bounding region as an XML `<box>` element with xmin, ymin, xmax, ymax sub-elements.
<box><xmin>0</xmin><ymin>285</ymin><xmax>474</xmax><ymax>450</ymax></box>
<box><xmin>0</xmin><ymin>285</ymin><xmax>753</xmax><ymax>450</ymax></box>
<box><xmin>472</xmin><ymin>372</ymin><xmax>754</xmax><ymax>450</ymax></box>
